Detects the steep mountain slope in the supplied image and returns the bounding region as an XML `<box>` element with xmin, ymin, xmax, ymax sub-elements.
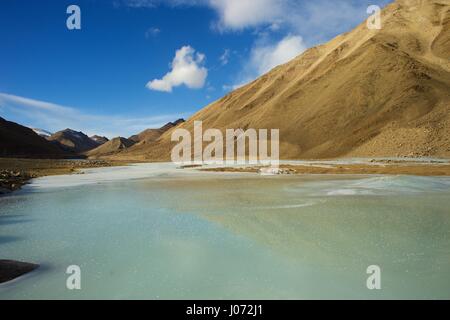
<box><xmin>113</xmin><ymin>0</ymin><xmax>450</xmax><ymax>161</ymax></box>
<box><xmin>48</xmin><ymin>129</ymin><xmax>100</xmax><ymax>153</ymax></box>
<box><xmin>129</xmin><ymin>119</ymin><xmax>185</xmax><ymax>143</ymax></box>
<box><xmin>0</xmin><ymin>117</ymin><xmax>67</xmax><ymax>158</ymax></box>
<box><xmin>86</xmin><ymin>137</ymin><xmax>135</xmax><ymax>158</ymax></box>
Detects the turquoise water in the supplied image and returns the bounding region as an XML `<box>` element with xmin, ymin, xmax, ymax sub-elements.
<box><xmin>1</xmin><ymin>164</ymin><xmax>450</xmax><ymax>299</ymax></box>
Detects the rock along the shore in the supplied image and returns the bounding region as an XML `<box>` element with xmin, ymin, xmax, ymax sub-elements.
<box><xmin>0</xmin><ymin>260</ymin><xmax>39</xmax><ymax>284</ymax></box>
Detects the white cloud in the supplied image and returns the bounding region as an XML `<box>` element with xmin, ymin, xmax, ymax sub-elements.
<box><xmin>224</xmin><ymin>35</ymin><xmax>306</xmax><ymax>90</ymax></box>
<box><xmin>209</xmin><ymin>0</ymin><xmax>392</xmax><ymax>37</ymax></box>
<box><xmin>120</xmin><ymin>0</ymin><xmax>281</xmax><ymax>30</ymax></box>
<box><xmin>145</xmin><ymin>27</ymin><xmax>161</xmax><ymax>38</ymax></box>
<box><xmin>209</xmin><ymin>0</ymin><xmax>282</xmax><ymax>30</ymax></box>
<box><xmin>122</xmin><ymin>0</ymin><xmax>392</xmax><ymax>39</ymax></box>
<box><xmin>122</xmin><ymin>0</ymin><xmax>284</xmax><ymax>31</ymax></box>
<box><xmin>147</xmin><ymin>46</ymin><xmax>208</xmax><ymax>92</ymax></box>
<box><xmin>219</xmin><ymin>49</ymin><xmax>230</xmax><ymax>65</ymax></box>
<box><xmin>251</xmin><ymin>35</ymin><xmax>306</xmax><ymax>75</ymax></box>
<box><xmin>0</xmin><ymin>93</ymin><xmax>184</xmax><ymax>138</ymax></box>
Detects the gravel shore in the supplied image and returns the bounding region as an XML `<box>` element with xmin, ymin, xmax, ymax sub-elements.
<box><xmin>0</xmin><ymin>158</ymin><xmax>128</xmax><ymax>194</ymax></box>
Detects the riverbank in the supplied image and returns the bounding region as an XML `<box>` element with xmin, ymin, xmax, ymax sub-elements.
<box><xmin>200</xmin><ymin>159</ymin><xmax>450</xmax><ymax>176</ymax></box>
<box><xmin>2</xmin><ymin>158</ymin><xmax>450</xmax><ymax>195</ymax></box>
<box><xmin>0</xmin><ymin>158</ymin><xmax>129</xmax><ymax>194</ymax></box>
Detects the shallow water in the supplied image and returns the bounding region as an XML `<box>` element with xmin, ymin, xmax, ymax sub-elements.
<box><xmin>1</xmin><ymin>163</ymin><xmax>450</xmax><ymax>299</ymax></box>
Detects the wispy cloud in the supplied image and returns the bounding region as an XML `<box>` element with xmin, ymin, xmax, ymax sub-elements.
<box><xmin>145</xmin><ymin>27</ymin><xmax>161</xmax><ymax>38</ymax></box>
<box><xmin>119</xmin><ymin>0</ymin><xmax>280</xmax><ymax>30</ymax></box>
<box><xmin>117</xmin><ymin>0</ymin><xmax>207</xmax><ymax>9</ymax></box>
<box><xmin>0</xmin><ymin>93</ymin><xmax>184</xmax><ymax>138</ymax></box>
<box><xmin>250</xmin><ymin>34</ymin><xmax>306</xmax><ymax>76</ymax></box>
<box><xmin>224</xmin><ymin>34</ymin><xmax>306</xmax><ymax>90</ymax></box>
<box><xmin>120</xmin><ymin>0</ymin><xmax>391</xmax><ymax>37</ymax></box>
<box><xmin>209</xmin><ymin>0</ymin><xmax>282</xmax><ymax>31</ymax></box>
<box><xmin>219</xmin><ymin>49</ymin><xmax>230</xmax><ymax>66</ymax></box>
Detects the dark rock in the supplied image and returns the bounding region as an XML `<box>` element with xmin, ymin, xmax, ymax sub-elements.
<box><xmin>0</xmin><ymin>170</ymin><xmax>30</xmax><ymax>194</ymax></box>
<box><xmin>0</xmin><ymin>187</ymin><xmax>12</xmax><ymax>195</ymax></box>
<box><xmin>0</xmin><ymin>260</ymin><xmax>39</xmax><ymax>284</ymax></box>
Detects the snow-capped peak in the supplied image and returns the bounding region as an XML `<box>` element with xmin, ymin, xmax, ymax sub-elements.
<box><xmin>32</xmin><ymin>128</ymin><xmax>53</xmax><ymax>138</ymax></box>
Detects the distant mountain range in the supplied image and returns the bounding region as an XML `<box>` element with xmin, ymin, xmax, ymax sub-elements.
<box><xmin>87</xmin><ymin>119</ymin><xmax>185</xmax><ymax>158</ymax></box>
<box><xmin>47</xmin><ymin>129</ymin><xmax>102</xmax><ymax>154</ymax></box>
<box><xmin>0</xmin><ymin>117</ymin><xmax>186</xmax><ymax>159</ymax></box>
<box><xmin>129</xmin><ymin>119</ymin><xmax>185</xmax><ymax>143</ymax></box>
<box><xmin>0</xmin><ymin>117</ymin><xmax>66</xmax><ymax>158</ymax></box>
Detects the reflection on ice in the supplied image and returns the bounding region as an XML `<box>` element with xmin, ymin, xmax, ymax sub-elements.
<box><xmin>285</xmin><ymin>175</ymin><xmax>450</xmax><ymax>197</ymax></box>
<box><xmin>2</xmin><ymin>160</ymin><xmax>450</xmax><ymax>299</ymax></box>
<box><xmin>26</xmin><ymin>163</ymin><xmax>197</xmax><ymax>190</ymax></box>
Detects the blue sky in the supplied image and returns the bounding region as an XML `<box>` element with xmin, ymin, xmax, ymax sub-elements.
<box><xmin>0</xmin><ymin>0</ymin><xmax>391</xmax><ymax>137</ymax></box>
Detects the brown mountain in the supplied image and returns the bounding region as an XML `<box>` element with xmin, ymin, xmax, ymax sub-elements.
<box><xmin>90</xmin><ymin>135</ymin><xmax>109</xmax><ymax>145</ymax></box>
<box><xmin>129</xmin><ymin>119</ymin><xmax>185</xmax><ymax>143</ymax></box>
<box><xmin>86</xmin><ymin>137</ymin><xmax>136</xmax><ymax>158</ymax></box>
<box><xmin>48</xmin><ymin>129</ymin><xmax>100</xmax><ymax>153</ymax></box>
<box><xmin>0</xmin><ymin>117</ymin><xmax>67</xmax><ymax>158</ymax></box>
<box><xmin>111</xmin><ymin>0</ymin><xmax>450</xmax><ymax>161</ymax></box>
<box><xmin>87</xmin><ymin>120</ymin><xmax>185</xmax><ymax>159</ymax></box>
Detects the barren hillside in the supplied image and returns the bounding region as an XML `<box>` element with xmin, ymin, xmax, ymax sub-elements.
<box><xmin>112</xmin><ymin>0</ymin><xmax>450</xmax><ymax>161</ymax></box>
